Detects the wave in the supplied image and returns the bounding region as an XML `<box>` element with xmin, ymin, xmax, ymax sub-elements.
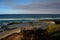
<box><xmin>0</xmin><ymin>18</ymin><xmax>60</xmax><ymax>20</ymax></box>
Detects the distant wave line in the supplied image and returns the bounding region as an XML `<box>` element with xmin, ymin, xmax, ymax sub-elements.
<box><xmin>0</xmin><ymin>18</ymin><xmax>60</xmax><ymax>20</ymax></box>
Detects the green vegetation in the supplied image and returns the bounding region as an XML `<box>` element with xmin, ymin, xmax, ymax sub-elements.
<box><xmin>46</xmin><ymin>24</ymin><xmax>60</xmax><ymax>40</ymax></box>
<box><xmin>47</xmin><ymin>24</ymin><xmax>60</xmax><ymax>34</ymax></box>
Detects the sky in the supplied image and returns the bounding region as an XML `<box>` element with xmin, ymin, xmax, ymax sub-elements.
<box><xmin>0</xmin><ymin>0</ymin><xmax>60</xmax><ymax>14</ymax></box>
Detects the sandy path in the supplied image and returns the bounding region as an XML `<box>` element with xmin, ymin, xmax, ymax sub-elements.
<box><xmin>1</xmin><ymin>33</ymin><xmax>20</xmax><ymax>40</ymax></box>
<box><xmin>0</xmin><ymin>27</ymin><xmax>21</xmax><ymax>39</ymax></box>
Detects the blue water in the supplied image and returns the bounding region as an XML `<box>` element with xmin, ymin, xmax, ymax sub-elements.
<box><xmin>0</xmin><ymin>14</ymin><xmax>60</xmax><ymax>18</ymax></box>
<box><xmin>0</xmin><ymin>14</ymin><xmax>60</xmax><ymax>25</ymax></box>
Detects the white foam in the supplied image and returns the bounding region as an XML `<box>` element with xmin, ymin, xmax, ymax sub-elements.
<box><xmin>0</xmin><ymin>18</ymin><xmax>60</xmax><ymax>20</ymax></box>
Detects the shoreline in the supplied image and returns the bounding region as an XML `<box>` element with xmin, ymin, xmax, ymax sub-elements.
<box><xmin>0</xmin><ymin>20</ymin><xmax>60</xmax><ymax>39</ymax></box>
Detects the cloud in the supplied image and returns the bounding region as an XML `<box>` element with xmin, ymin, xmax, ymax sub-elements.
<box><xmin>0</xmin><ymin>0</ymin><xmax>60</xmax><ymax>14</ymax></box>
<box><xmin>0</xmin><ymin>0</ymin><xmax>18</xmax><ymax>6</ymax></box>
<box><xmin>12</xmin><ymin>1</ymin><xmax>60</xmax><ymax>14</ymax></box>
<box><xmin>1</xmin><ymin>0</ymin><xmax>60</xmax><ymax>8</ymax></box>
<box><xmin>14</xmin><ymin>2</ymin><xmax>60</xmax><ymax>9</ymax></box>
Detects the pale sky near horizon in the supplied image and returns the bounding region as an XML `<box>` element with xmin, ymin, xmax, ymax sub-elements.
<box><xmin>0</xmin><ymin>0</ymin><xmax>60</xmax><ymax>14</ymax></box>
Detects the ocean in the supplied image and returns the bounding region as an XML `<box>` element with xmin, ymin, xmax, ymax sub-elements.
<box><xmin>0</xmin><ymin>14</ymin><xmax>60</xmax><ymax>25</ymax></box>
<box><xmin>0</xmin><ymin>14</ymin><xmax>60</xmax><ymax>18</ymax></box>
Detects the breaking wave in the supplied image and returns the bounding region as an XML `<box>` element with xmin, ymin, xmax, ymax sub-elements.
<box><xmin>0</xmin><ymin>18</ymin><xmax>60</xmax><ymax>20</ymax></box>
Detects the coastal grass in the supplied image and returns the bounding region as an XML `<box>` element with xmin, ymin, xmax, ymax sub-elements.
<box><xmin>47</xmin><ymin>24</ymin><xmax>60</xmax><ymax>35</ymax></box>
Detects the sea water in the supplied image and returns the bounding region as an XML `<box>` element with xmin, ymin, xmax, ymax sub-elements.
<box><xmin>0</xmin><ymin>14</ymin><xmax>60</xmax><ymax>25</ymax></box>
<box><xmin>0</xmin><ymin>14</ymin><xmax>60</xmax><ymax>32</ymax></box>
